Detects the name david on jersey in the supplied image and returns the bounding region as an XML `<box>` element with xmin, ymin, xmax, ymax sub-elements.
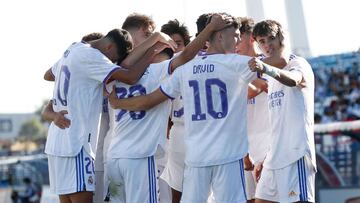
<box><xmin>193</xmin><ymin>63</ymin><xmax>215</xmax><ymax>74</ymax></box>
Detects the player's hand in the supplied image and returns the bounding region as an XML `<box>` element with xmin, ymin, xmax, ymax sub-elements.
<box><xmin>53</xmin><ymin>110</ymin><xmax>70</xmax><ymax>129</ymax></box>
<box><xmin>254</xmin><ymin>162</ymin><xmax>263</xmax><ymax>182</ymax></box>
<box><xmin>248</xmin><ymin>57</ymin><xmax>265</xmax><ymax>73</ymax></box>
<box><xmin>157</xmin><ymin>32</ymin><xmax>177</xmax><ymax>51</ymax></box>
<box><xmin>207</xmin><ymin>13</ymin><xmax>234</xmax><ymax>32</ymax></box>
<box><xmin>108</xmin><ymin>85</ymin><xmax>118</xmax><ymax>109</ymax></box>
<box><xmin>243</xmin><ymin>154</ymin><xmax>254</xmax><ymax>171</ymax></box>
<box><xmin>148</xmin><ymin>41</ymin><xmax>171</xmax><ymax>57</ymax></box>
<box><xmin>251</xmin><ymin>78</ymin><xmax>268</xmax><ymax>93</ymax></box>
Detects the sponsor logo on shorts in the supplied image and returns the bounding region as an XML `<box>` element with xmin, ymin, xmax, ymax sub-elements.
<box><xmin>288</xmin><ymin>190</ymin><xmax>297</xmax><ymax>197</ymax></box>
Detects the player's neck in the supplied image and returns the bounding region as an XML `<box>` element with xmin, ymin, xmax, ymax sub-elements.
<box><xmin>206</xmin><ymin>46</ymin><xmax>223</xmax><ymax>54</ymax></box>
<box><xmin>241</xmin><ymin>47</ymin><xmax>258</xmax><ymax>57</ymax></box>
<box><xmin>265</xmin><ymin>52</ymin><xmax>290</xmax><ymax>69</ymax></box>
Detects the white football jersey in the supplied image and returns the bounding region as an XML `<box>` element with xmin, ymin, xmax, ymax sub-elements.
<box><xmin>247</xmin><ymin>91</ymin><xmax>271</xmax><ymax>164</ymax></box>
<box><xmin>107</xmin><ymin>60</ymin><xmax>171</xmax><ymax>159</ymax></box>
<box><xmin>45</xmin><ymin>42</ymin><xmax>119</xmax><ymax>158</ymax></box>
<box><xmin>161</xmin><ymin>54</ymin><xmax>256</xmax><ymax>167</ymax></box>
<box><xmin>263</xmin><ymin>55</ymin><xmax>316</xmax><ymax>169</ymax></box>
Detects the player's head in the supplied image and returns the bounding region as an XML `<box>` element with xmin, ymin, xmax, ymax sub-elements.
<box><xmin>236</xmin><ymin>17</ymin><xmax>256</xmax><ymax>55</ymax></box>
<box><xmin>161</xmin><ymin>19</ymin><xmax>191</xmax><ymax>53</ymax></box>
<box><xmin>152</xmin><ymin>47</ymin><xmax>174</xmax><ymax>63</ymax></box>
<box><xmin>122</xmin><ymin>13</ymin><xmax>155</xmax><ymax>47</ymax></box>
<box><xmin>252</xmin><ymin>19</ymin><xmax>285</xmax><ymax>57</ymax></box>
<box><xmin>196</xmin><ymin>13</ymin><xmax>213</xmax><ymax>50</ymax></box>
<box><xmin>81</xmin><ymin>32</ymin><xmax>104</xmax><ymax>42</ymax></box>
<box><xmin>99</xmin><ymin>29</ymin><xmax>133</xmax><ymax>63</ymax></box>
<box><xmin>207</xmin><ymin>13</ymin><xmax>241</xmax><ymax>54</ymax></box>
<box><xmin>196</xmin><ymin>13</ymin><xmax>213</xmax><ymax>36</ymax></box>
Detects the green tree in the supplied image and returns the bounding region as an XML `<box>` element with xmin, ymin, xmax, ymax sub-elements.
<box><xmin>18</xmin><ymin>118</ymin><xmax>46</xmax><ymax>140</ymax></box>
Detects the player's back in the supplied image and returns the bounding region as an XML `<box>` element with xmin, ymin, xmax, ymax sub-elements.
<box><xmin>107</xmin><ymin>60</ymin><xmax>171</xmax><ymax>159</ymax></box>
<box><xmin>164</xmin><ymin>53</ymin><xmax>256</xmax><ymax>167</ymax></box>
<box><xmin>45</xmin><ymin>42</ymin><xmax>118</xmax><ymax>158</ymax></box>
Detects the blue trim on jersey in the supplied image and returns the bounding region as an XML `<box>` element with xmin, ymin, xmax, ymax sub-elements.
<box><xmin>289</xmin><ymin>54</ymin><xmax>297</xmax><ymax>61</ymax></box>
<box><xmin>168</xmin><ymin>58</ymin><xmax>175</xmax><ymax>75</ymax></box>
<box><xmin>239</xmin><ymin>159</ymin><xmax>247</xmax><ymax>200</ymax></box>
<box><xmin>159</xmin><ymin>86</ymin><xmax>175</xmax><ymax>100</ymax></box>
<box><xmin>103</xmin><ymin>67</ymin><xmax>121</xmax><ymax>94</ymax></box>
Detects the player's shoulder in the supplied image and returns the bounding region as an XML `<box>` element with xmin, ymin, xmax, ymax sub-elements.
<box><xmin>289</xmin><ymin>54</ymin><xmax>311</xmax><ymax>68</ymax></box>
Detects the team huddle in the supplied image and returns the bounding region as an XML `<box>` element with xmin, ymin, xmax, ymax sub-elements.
<box><xmin>42</xmin><ymin>12</ymin><xmax>316</xmax><ymax>203</ymax></box>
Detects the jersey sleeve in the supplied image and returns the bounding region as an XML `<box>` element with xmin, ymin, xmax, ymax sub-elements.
<box><xmin>84</xmin><ymin>51</ymin><xmax>120</xmax><ymax>84</ymax></box>
<box><xmin>235</xmin><ymin>55</ymin><xmax>257</xmax><ymax>83</ymax></box>
<box><xmin>159</xmin><ymin>68</ymin><xmax>181</xmax><ymax>100</ymax></box>
<box><xmin>288</xmin><ymin>57</ymin><xmax>312</xmax><ymax>87</ymax></box>
<box><xmin>150</xmin><ymin>59</ymin><xmax>172</xmax><ymax>83</ymax></box>
<box><xmin>50</xmin><ymin>60</ymin><xmax>61</xmax><ymax>78</ymax></box>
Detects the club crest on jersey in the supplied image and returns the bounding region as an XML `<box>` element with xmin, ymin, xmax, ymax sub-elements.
<box><xmin>88</xmin><ymin>176</ymin><xmax>94</xmax><ymax>185</ymax></box>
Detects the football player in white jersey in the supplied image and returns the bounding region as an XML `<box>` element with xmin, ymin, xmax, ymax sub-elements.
<box><xmin>108</xmin><ymin>13</ymin><xmax>257</xmax><ymax>203</ymax></box>
<box><xmin>41</xmin><ymin>28</ymin><xmax>176</xmax><ymax>203</ymax></box>
<box><xmin>236</xmin><ymin>17</ymin><xmax>270</xmax><ymax>203</ymax></box>
<box><xmin>105</xmin><ymin>14</ymin><xmax>232</xmax><ymax>203</ymax></box>
<box><xmin>248</xmin><ymin>20</ymin><xmax>316</xmax><ymax>203</ymax></box>
<box><xmin>122</xmin><ymin>13</ymin><xmax>155</xmax><ymax>48</ymax></box>
<box><xmin>160</xmin><ymin>18</ymin><xmax>191</xmax><ymax>203</ymax></box>
<box><xmin>97</xmin><ymin>14</ymin><xmax>157</xmax><ymax>203</ymax></box>
<box><xmin>160</xmin><ymin>14</ymin><xmax>212</xmax><ymax>203</ymax></box>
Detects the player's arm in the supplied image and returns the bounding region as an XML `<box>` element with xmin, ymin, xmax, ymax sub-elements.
<box><xmin>108</xmin><ymin>42</ymin><xmax>169</xmax><ymax>85</ymax></box>
<box><xmin>254</xmin><ymin>161</ymin><xmax>264</xmax><ymax>182</ymax></box>
<box><xmin>170</xmin><ymin>13</ymin><xmax>234</xmax><ymax>72</ymax></box>
<box><xmin>44</xmin><ymin>69</ymin><xmax>55</xmax><ymax>81</ymax></box>
<box><xmin>120</xmin><ymin>32</ymin><xmax>177</xmax><ymax>67</ymax></box>
<box><xmin>41</xmin><ymin>100</ymin><xmax>71</xmax><ymax>129</ymax></box>
<box><xmin>247</xmin><ymin>78</ymin><xmax>268</xmax><ymax>99</ymax></box>
<box><xmin>108</xmin><ymin>86</ymin><xmax>168</xmax><ymax>111</ymax></box>
<box><xmin>248</xmin><ymin>57</ymin><xmax>303</xmax><ymax>87</ymax></box>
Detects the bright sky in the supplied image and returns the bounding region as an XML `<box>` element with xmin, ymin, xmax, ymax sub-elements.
<box><xmin>0</xmin><ymin>0</ymin><xmax>359</xmax><ymax>113</ymax></box>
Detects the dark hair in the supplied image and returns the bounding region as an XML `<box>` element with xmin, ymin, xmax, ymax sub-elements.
<box><xmin>161</xmin><ymin>19</ymin><xmax>191</xmax><ymax>46</ymax></box>
<box><xmin>196</xmin><ymin>13</ymin><xmax>214</xmax><ymax>36</ymax></box>
<box><xmin>238</xmin><ymin>17</ymin><xmax>255</xmax><ymax>35</ymax></box>
<box><xmin>81</xmin><ymin>32</ymin><xmax>104</xmax><ymax>42</ymax></box>
<box><xmin>253</xmin><ymin>20</ymin><xmax>285</xmax><ymax>46</ymax></box>
<box><xmin>160</xmin><ymin>47</ymin><xmax>174</xmax><ymax>59</ymax></box>
<box><xmin>104</xmin><ymin>29</ymin><xmax>133</xmax><ymax>63</ymax></box>
<box><xmin>122</xmin><ymin>13</ymin><xmax>155</xmax><ymax>31</ymax></box>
